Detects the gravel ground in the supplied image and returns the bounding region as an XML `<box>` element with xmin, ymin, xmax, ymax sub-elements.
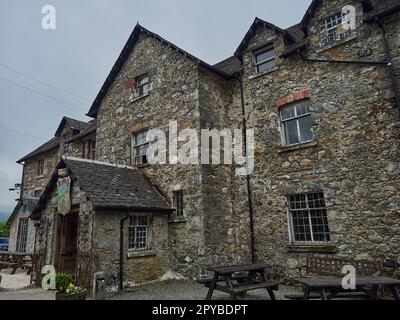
<box><xmin>106</xmin><ymin>280</ymin><xmax>301</xmax><ymax>300</ymax></box>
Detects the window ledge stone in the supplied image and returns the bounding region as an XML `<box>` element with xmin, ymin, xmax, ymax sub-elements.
<box><xmin>169</xmin><ymin>218</ymin><xmax>188</xmax><ymax>224</ymax></box>
<box><xmin>287</xmin><ymin>244</ymin><xmax>337</xmax><ymax>254</ymax></box>
<box><xmin>130</xmin><ymin>92</ymin><xmax>150</xmax><ymax>103</ymax></box>
<box><xmin>249</xmin><ymin>67</ymin><xmax>279</xmax><ymax>80</ymax></box>
<box><xmin>316</xmin><ymin>34</ymin><xmax>358</xmax><ymax>54</ymax></box>
<box><xmin>278</xmin><ymin>140</ymin><xmax>318</xmax><ymax>154</ymax></box>
<box><xmin>127</xmin><ymin>250</ymin><xmax>156</xmax><ymax>259</ymax></box>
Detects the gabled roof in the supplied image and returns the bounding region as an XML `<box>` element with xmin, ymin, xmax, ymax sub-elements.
<box><xmin>6</xmin><ymin>202</ymin><xmax>21</xmax><ymax>227</ymax></box>
<box><xmin>17</xmin><ymin>137</ymin><xmax>60</xmax><ymax>163</ymax></box>
<box><xmin>30</xmin><ymin>157</ymin><xmax>173</xmax><ymax>220</ymax></box>
<box><xmin>234</xmin><ymin>17</ymin><xmax>295</xmax><ymax>57</ymax></box>
<box><xmin>55</xmin><ymin>116</ymin><xmax>91</xmax><ymax>137</ymax></box>
<box><xmin>67</xmin><ymin>120</ymin><xmax>97</xmax><ymax>143</ymax></box>
<box><xmin>87</xmin><ymin>23</ymin><xmax>234</xmax><ymax>118</ymax></box>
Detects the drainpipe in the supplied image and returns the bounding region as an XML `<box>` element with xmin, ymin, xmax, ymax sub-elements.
<box><xmin>235</xmin><ymin>74</ymin><xmax>256</xmax><ymax>264</ymax></box>
<box><xmin>119</xmin><ymin>213</ymin><xmax>130</xmax><ymax>291</ymax></box>
<box><xmin>376</xmin><ymin>19</ymin><xmax>400</xmax><ymax>117</ymax></box>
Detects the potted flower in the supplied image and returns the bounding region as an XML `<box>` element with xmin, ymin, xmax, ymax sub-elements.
<box><xmin>55</xmin><ymin>273</ymin><xmax>87</xmax><ymax>300</ymax></box>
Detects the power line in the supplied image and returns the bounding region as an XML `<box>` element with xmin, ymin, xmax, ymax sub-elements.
<box><xmin>0</xmin><ymin>125</ymin><xmax>47</xmax><ymax>141</ymax></box>
<box><xmin>0</xmin><ymin>76</ymin><xmax>87</xmax><ymax>111</ymax></box>
<box><xmin>0</xmin><ymin>63</ymin><xmax>91</xmax><ymax>102</ymax></box>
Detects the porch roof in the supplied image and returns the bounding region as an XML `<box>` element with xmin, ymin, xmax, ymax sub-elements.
<box><xmin>30</xmin><ymin>157</ymin><xmax>174</xmax><ymax>220</ymax></box>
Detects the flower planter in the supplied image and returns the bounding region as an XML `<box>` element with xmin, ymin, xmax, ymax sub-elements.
<box><xmin>56</xmin><ymin>290</ymin><xmax>87</xmax><ymax>300</ymax></box>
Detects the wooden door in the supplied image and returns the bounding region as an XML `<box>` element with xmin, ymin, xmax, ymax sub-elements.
<box><xmin>55</xmin><ymin>211</ymin><xmax>78</xmax><ymax>275</ymax></box>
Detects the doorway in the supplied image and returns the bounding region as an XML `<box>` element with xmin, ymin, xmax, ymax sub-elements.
<box><xmin>55</xmin><ymin>208</ymin><xmax>79</xmax><ymax>275</ymax></box>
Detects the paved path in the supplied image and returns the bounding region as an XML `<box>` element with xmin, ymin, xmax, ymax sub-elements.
<box><xmin>0</xmin><ymin>288</ymin><xmax>55</xmax><ymax>300</ymax></box>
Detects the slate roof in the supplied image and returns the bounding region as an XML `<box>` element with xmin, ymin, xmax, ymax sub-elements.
<box><xmin>67</xmin><ymin>120</ymin><xmax>97</xmax><ymax>143</ymax></box>
<box><xmin>55</xmin><ymin>116</ymin><xmax>92</xmax><ymax>137</ymax></box>
<box><xmin>213</xmin><ymin>56</ymin><xmax>242</xmax><ymax>75</ymax></box>
<box><xmin>31</xmin><ymin>157</ymin><xmax>173</xmax><ymax>219</ymax></box>
<box><xmin>17</xmin><ymin>137</ymin><xmax>60</xmax><ymax>163</ymax></box>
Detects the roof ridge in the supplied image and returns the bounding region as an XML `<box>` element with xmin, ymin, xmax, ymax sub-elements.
<box><xmin>62</xmin><ymin>155</ymin><xmax>135</xmax><ymax>170</ymax></box>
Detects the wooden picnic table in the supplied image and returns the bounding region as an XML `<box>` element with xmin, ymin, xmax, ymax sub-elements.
<box><xmin>205</xmin><ymin>263</ymin><xmax>280</xmax><ymax>300</ymax></box>
<box><xmin>0</xmin><ymin>251</ymin><xmax>32</xmax><ymax>275</ymax></box>
<box><xmin>293</xmin><ymin>276</ymin><xmax>400</xmax><ymax>300</ymax></box>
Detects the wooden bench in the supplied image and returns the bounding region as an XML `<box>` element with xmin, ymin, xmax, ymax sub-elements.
<box><xmin>285</xmin><ymin>256</ymin><xmax>382</xmax><ymax>300</ymax></box>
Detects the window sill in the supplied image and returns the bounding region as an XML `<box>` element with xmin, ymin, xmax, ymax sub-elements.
<box><xmin>278</xmin><ymin>140</ymin><xmax>318</xmax><ymax>154</ymax></box>
<box><xmin>169</xmin><ymin>218</ymin><xmax>188</xmax><ymax>224</ymax></box>
<box><xmin>316</xmin><ymin>34</ymin><xmax>358</xmax><ymax>54</ymax></box>
<box><xmin>287</xmin><ymin>244</ymin><xmax>337</xmax><ymax>254</ymax></box>
<box><xmin>129</xmin><ymin>92</ymin><xmax>150</xmax><ymax>103</ymax></box>
<box><xmin>35</xmin><ymin>175</ymin><xmax>45</xmax><ymax>180</ymax></box>
<box><xmin>127</xmin><ymin>250</ymin><xmax>156</xmax><ymax>259</ymax></box>
<box><xmin>249</xmin><ymin>67</ymin><xmax>279</xmax><ymax>80</ymax></box>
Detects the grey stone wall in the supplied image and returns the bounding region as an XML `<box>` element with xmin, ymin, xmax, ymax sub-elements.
<box><xmin>236</xmin><ymin>0</ymin><xmax>400</xmax><ymax>276</ymax></box>
<box><xmin>92</xmin><ymin>211</ymin><xmax>169</xmax><ymax>285</ymax></box>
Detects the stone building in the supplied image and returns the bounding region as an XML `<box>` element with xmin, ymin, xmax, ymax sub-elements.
<box><xmin>21</xmin><ymin>0</ymin><xmax>400</xmax><ymax>291</ymax></box>
<box><xmin>7</xmin><ymin>117</ymin><xmax>96</xmax><ymax>253</ymax></box>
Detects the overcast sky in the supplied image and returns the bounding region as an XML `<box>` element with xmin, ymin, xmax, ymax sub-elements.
<box><xmin>0</xmin><ymin>0</ymin><xmax>311</xmax><ymax>212</ymax></box>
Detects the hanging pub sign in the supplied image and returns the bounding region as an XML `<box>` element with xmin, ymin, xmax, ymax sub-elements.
<box><xmin>57</xmin><ymin>174</ymin><xmax>71</xmax><ymax>216</ymax></box>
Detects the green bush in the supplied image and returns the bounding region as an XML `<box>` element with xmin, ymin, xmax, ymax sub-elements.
<box><xmin>55</xmin><ymin>273</ymin><xmax>73</xmax><ymax>294</ymax></box>
<box><xmin>0</xmin><ymin>223</ymin><xmax>10</xmax><ymax>237</ymax></box>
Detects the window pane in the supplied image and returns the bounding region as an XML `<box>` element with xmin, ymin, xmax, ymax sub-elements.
<box><xmin>256</xmin><ymin>49</ymin><xmax>274</xmax><ymax>63</ymax></box>
<box><xmin>283</xmin><ymin>119</ymin><xmax>299</xmax><ymax>145</ymax></box>
<box><xmin>298</xmin><ymin>115</ymin><xmax>313</xmax><ymax>142</ymax></box>
<box><xmin>281</xmin><ymin>105</ymin><xmax>296</xmax><ymax>120</ymax></box>
<box><xmin>296</xmin><ymin>101</ymin><xmax>310</xmax><ymax>116</ymax></box>
<box><xmin>257</xmin><ymin>59</ymin><xmax>276</xmax><ymax>73</ymax></box>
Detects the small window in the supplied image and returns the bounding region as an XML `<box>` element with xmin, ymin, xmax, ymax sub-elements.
<box><xmin>254</xmin><ymin>47</ymin><xmax>276</xmax><ymax>74</ymax></box>
<box><xmin>128</xmin><ymin>216</ymin><xmax>148</xmax><ymax>251</ymax></box>
<box><xmin>135</xmin><ymin>74</ymin><xmax>150</xmax><ymax>97</ymax></box>
<box><xmin>63</xmin><ymin>134</ymin><xmax>71</xmax><ymax>154</ymax></box>
<box><xmin>16</xmin><ymin>218</ymin><xmax>29</xmax><ymax>253</ymax></box>
<box><xmin>173</xmin><ymin>190</ymin><xmax>184</xmax><ymax>218</ymax></box>
<box><xmin>86</xmin><ymin>140</ymin><xmax>96</xmax><ymax>160</ymax></box>
<box><xmin>133</xmin><ymin>130</ymin><xmax>149</xmax><ymax>166</ymax></box>
<box><xmin>36</xmin><ymin>159</ymin><xmax>44</xmax><ymax>176</ymax></box>
<box><xmin>34</xmin><ymin>189</ymin><xmax>42</xmax><ymax>198</ymax></box>
<box><xmin>280</xmin><ymin>100</ymin><xmax>314</xmax><ymax>146</ymax></box>
<box><xmin>320</xmin><ymin>12</ymin><xmax>352</xmax><ymax>46</ymax></box>
<box><xmin>288</xmin><ymin>192</ymin><xmax>331</xmax><ymax>244</ymax></box>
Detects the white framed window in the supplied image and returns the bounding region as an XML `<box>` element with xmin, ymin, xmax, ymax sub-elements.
<box><xmin>36</xmin><ymin>159</ymin><xmax>44</xmax><ymax>176</ymax></box>
<box><xmin>63</xmin><ymin>134</ymin><xmax>71</xmax><ymax>154</ymax></box>
<box><xmin>128</xmin><ymin>216</ymin><xmax>149</xmax><ymax>251</ymax></box>
<box><xmin>320</xmin><ymin>12</ymin><xmax>352</xmax><ymax>46</ymax></box>
<box><xmin>254</xmin><ymin>47</ymin><xmax>276</xmax><ymax>74</ymax></box>
<box><xmin>173</xmin><ymin>190</ymin><xmax>184</xmax><ymax>218</ymax></box>
<box><xmin>135</xmin><ymin>74</ymin><xmax>150</xmax><ymax>97</ymax></box>
<box><xmin>280</xmin><ymin>100</ymin><xmax>314</xmax><ymax>146</ymax></box>
<box><xmin>288</xmin><ymin>192</ymin><xmax>331</xmax><ymax>244</ymax></box>
<box><xmin>16</xmin><ymin>218</ymin><xmax>29</xmax><ymax>253</ymax></box>
<box><xmin>132</xmin><ymin>130</ymin><xmax>149</xmax><ymax>166</ymax></box>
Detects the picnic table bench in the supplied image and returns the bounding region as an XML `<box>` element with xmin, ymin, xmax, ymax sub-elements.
<box><xmin>0</xmin><ymin>251</ymin><xmax>33</xmax><ymax>275</ymax></box>
<box><xmin>285</xmin><ymin>256</ymin><xmax>400</xmax><ymax>300</ymax></box>
<box><xmin>199</xmin><ymin>264</ymin><xmax>280</xmax><ymax>300</ymax></box>
<box><xmin>292</xmin><ymin>276</ymin><xmax>400</xmax><ymax>300</ymax></box>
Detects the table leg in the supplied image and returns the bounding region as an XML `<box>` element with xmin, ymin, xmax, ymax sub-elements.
<box><xmin>206</xmin><ymin>275</ymin><xmax>218</xmax><ymax>301</ymax></box>
<box><xmin>224</xmin><ymin>274</ymin><xmax>237</xmax><ymax>300</ymax></box>
<box><xmin>11</xmin><ymin>256</ymin><xmax>21</xmax><ymax>275</ymax></box>
<box><xmin>319</xmin><ymin>288</ymin><xmax>328</xmax><ymax>301</ymax></box>
<box><xmin>369</xmin><ymin>285</ymin><xmax>380</xmax><ymax>300</ymax></box>
<box><xmin>303</xmin><ymin>286</ymin><xmax>311</xmax><ymax>300</ymax></box>
<box><xmin>390</xmin><ymin>286</ymin><xmax>400</xmax><ymax>300</ymax></box>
